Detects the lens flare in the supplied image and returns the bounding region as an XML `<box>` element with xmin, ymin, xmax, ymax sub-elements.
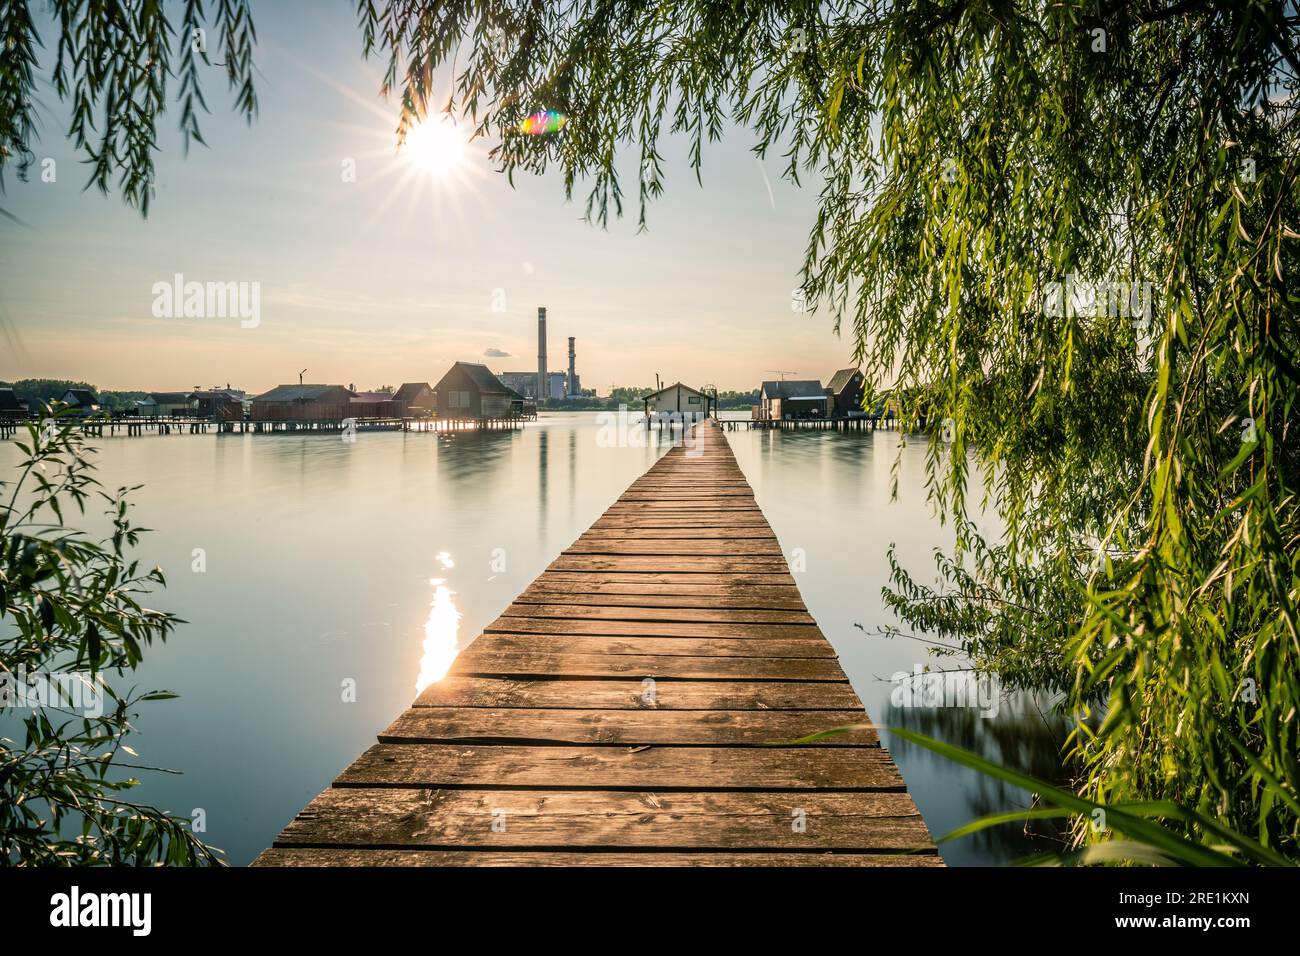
<box><xmin>519</xmin><ymin>110</ymin><xmax>568</xmax><ymax>135</ymax></box>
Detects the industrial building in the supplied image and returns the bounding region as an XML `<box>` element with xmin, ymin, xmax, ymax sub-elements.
<box><xmin>495</xmin><ymin>306</ymin><xmax>582</xmax><ymax>401</ymax></box>
<box><xmin>498</xmin><ymin>371</ymin><xmax>567</xmax><ymax>401</ymax></box>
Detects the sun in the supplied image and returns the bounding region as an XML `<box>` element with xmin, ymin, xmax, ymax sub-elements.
<box><xmin>401</xmin><ymin>116</ymin><xmax>466</xmax><ymax>177</ymax></box>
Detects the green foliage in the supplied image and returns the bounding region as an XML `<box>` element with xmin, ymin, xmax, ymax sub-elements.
<box><xmin>607</xmin><ymin>386</ymin><xmax>657</xmax><ymax>404</ymax></box>
<box><xmin>361</xmin><ymin>0</ymin><xmax>1300</xmax><ymax>860</ymax></box>
<box><xmin>884</xmin><ymin>727</ymin><xmax>1295</xmax><ymax>867</ymax></box>
<box><xmin>0</xmin><ymin>0</ymin><xmax>257</xmax><ymax>215</ymax></box>
<box><xmin>717</xmin><ymin>389</ymin><xmax>760</xmax><ymax>409</ymax></box>
<box><xmin>1</xmin><ymin>381</ymin><xmax>146</xmax><ymax>415</ymax></box>
<box><xmin>1</xmin><ymin>415</ymin><xmax>221</xmax><ymax>865</ymax></box>
<box><xmin>2</xmin><ymin>378</ymin><xmax>94</xmax><ymax>406</ymax></box>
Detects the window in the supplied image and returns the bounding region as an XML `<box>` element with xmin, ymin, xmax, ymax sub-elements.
<box><xmin>688</xmin><ymin>395</ymin><xmax>701</xmax><ymax>404</ymax></box>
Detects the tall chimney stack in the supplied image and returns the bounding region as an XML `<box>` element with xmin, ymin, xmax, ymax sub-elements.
<box><xmin>537</xmin><ymin>306</ymin><xmax>547</xmax><ymax>401</ymax></box>
<box><xmin>567</xmin><ymin>336</ymin><xmax>577</xmax><ymax>397</ymax></box>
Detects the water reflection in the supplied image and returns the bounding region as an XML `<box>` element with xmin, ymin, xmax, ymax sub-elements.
<box><xmin>882</xmin><ymin>692</ymin><xmax>1073</xmax><ymax>865</ymax></box>
<box><xmin>415</xmin><ymin>551</ymin><xmax>461</xmax><ymax>692</ymax></box>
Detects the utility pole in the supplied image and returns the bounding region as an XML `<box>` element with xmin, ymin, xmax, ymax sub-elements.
<box><xmin>299</xmin><ymin>368</ymin><xmax>307</xmax><ymax>386</ymax></box>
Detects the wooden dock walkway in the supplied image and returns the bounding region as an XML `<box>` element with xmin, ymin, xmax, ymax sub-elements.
<box><xmin>253</xmin><ymin>420</ymin><xmax>938</xmax><ymax>866</ymax></box>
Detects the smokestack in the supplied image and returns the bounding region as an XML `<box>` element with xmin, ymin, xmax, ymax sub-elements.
<box><xmin>567</xmin><ymin>336</ymin><xmax>576</xmax><ymax>397</ymax></box>
<box><xmin>537</xmin><ymin>306</ymin><xmax>547</xmax><ymax>401</ymax></box>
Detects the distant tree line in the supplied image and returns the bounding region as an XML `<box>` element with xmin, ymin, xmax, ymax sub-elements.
<box><xmin>1</xmin><ymin>379</ymin><xmax>146</xmax><ymax>414</ymax></box>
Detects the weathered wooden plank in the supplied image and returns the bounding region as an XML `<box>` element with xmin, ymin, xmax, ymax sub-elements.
<box><xmin>579</xmin><ymin>528</ymin><xmax>778</xmax><ymax>539</ymax></box>
<box><xmin>514</xmin><ymin>588</ymin><xmax>807</xmax><ymax>610</ymax></box>
<box><xmin>498</xmin><ymin>603</ymin><xmax>815</xmax><ymax>624</ymax></box>
<box><xmin>522</xmin><ymin>579</ymin><xmax>803</xmax><ymax>596</ymax></box>
<box><xmin>591</xmin><ymin>516</ymin><xmax>774</xmax><ymax>528</ymax></box>
<box><xmin>253</xmin><ymin>848</ymin><xmax>943</xmax><ymax>867</ymax></box>
<box><xmin>450</xmin><ymin>646</ymin><xmax>848</xmax><ymax>680</ymax></box>
<box><xmin>380</xmin><ymin>708</ymin><xmax>878</xmax><ymax>746</ymax></box>
<box><xmin>272</xmin><ymin>788</ymin><xmax>931</xmax><ymax>851</ymax></box>
<box><xmin>536</xmin><ymin>571</ymin><xmax>799</xmax><ymax>586</ymax></box>
<box><xmin>603</xmin><ymin>502</ymin><xmax>764</xmax><ymax>512</ymax></box>
<box><xmin>625</xmin><ymin>486</ymin><xmax>754</xmax><ymax>494</ymax></box>
<box><xmin>333</xmin><ymin>744</ymin><xmax>901</xmax><ymax>790</ymax></box>
<box><xmin>461</xmin><ymin>633</ymin><xmax>839</xmax><ymax>659</ymax></box>
<box><xmin>617</xmin><ymin>495</ymin><xmax>756</xmax><ymax>501</ymax></box>
<box><xmin>485</xmin><ymin>616</ymin><xmax>822</xmax><ymax>639</ymax></box>
<box><xmin>567</xmin><ymin>539</ymin><xmax>785</xmax><ymax>556</ymax></box>
<box><xmin>548</xmin><ymin>556</ymin><xmax>791</xmax><ymax>573</ymax></box>
<box><xmin>414</xmin><ymin>676</ymin><xmax>862</xmax><ymax>711</ymax></box>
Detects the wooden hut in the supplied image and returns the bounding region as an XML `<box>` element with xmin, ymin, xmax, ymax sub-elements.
<box><xmin>190</xmin><ymin>390</ymin><xmax>244</xmax><ymax>421</ymax></box>
<box><xmin>59</xmin><ymin>388</ymin><xmax>101</xmax><ymax>417</ymax></box>
<box><xmin>392</xmin><ymin>382</ymin><xmax>436</xmax><ymax>417</ymax></box>
<box><xmin>642</xmin><ymin>382</ymin><xmax>715</xmax><ymax>419</ymax></box>
<box><xmin>758</xmin><ymin>380</ymin><xmax>829</xmax><ymax>420</ymax></box>
<box><xmin>250</xmin><ymin>384</ymin><xmax>355</xmax><ymax>421</ymax></box>
<box><xmin>0</xmin><ymin>387</ymin><xmax>27</xmax><ymax>420</ymax></box>
<box><xmin>826</xmin><ymin>368</ymin><xmax>866</xmax><ymax>417</ymax></box>
<box><xmin>432</xmin><ymin>362</ymin><xmax>519</xmax><ymax>418</ymax></box>
<box><xmin>136</xmin><ymin>391</ymin><xmax>195</xmax><ymax>417</ymax></box>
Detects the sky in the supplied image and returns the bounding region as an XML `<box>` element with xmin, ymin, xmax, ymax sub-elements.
<box><xmin>0</xmin><ymin>2</ymin><xmax>858</xmax><ymax>395</ymax></box>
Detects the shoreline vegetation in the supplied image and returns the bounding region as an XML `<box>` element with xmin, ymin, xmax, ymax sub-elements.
<box><xmin>1</xmin><ymin>416</ymin><xmax>224</xmax><ymax>865</ymax></box>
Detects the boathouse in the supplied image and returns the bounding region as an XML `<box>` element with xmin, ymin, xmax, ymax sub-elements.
<box><xmin>137</xmin><ymin>391</ymin><xmax>195</xmax><ymax>417</ymax></box>
<box><xmin>190</xmin><ymin>390</ymin><xmax>244</xmax><ymax>421</ymax></box>
<box><xmin>826</xmin><ymin>368</ymin><xmax>866</xmax><ymax>417</ymax></box>
<box><xmin>392</xmin><ymin>382</ymin><xmax>436</xmax><ymax>417</ymax></box>
<box><xmin>0</xmin><ymin>387</ymin><xmax>26</xmax><ymax>420</ymax></box>
<box><xmin>758</xmin><ymin>380</ymin><xmax>829</xmax><ymax>420</ymax></box>
<box><xmin>59</xmin><ymin>388</ymin><xmax>101</xmax><ymax>416</ymax></box>
<box><xmin>506</xmin><ymin>388</ymin><xmax>536</xmax><ymax>418</ymax></box>
<box><xmin>432</xmin><ymin>362</ymin><xmax>519</xmax><ymax>418</ymax></box>
<box><xmin>349</xmin><ymin>391</ymin><xmax>403</xmax><ymax>419</ymax></box>
<box><xmin>250</xmin><ymin>384</ymin><xmax>355</xmax><ymax>421</ymax></box>
<box><xmin>642</xmin><ymin>382</ymin><xmax>715</xmax><ymax>419</ymax></box>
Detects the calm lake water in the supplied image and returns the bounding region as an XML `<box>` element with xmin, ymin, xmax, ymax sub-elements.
<box><xmin>2</xmin><ymin>412</ymin><xmax>1066</xmax><ymax>865</ymax></box>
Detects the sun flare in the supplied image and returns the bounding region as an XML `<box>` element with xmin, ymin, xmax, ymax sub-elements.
<box><xmin>401</xmin><ymin>117</ymin><xmax>466</xmax><ymax>177</ymax></box>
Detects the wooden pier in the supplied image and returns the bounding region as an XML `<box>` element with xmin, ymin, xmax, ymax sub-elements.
<box><xmin>721</xmin><ymin>415</ymin><xmax>898</xmax><ymax>432</ymax></box>
<box><xmin>0</xmin><ymin>415</ymin><xmax>528</xmax><ymax>439</ymax></box>
<box><xmin>253</xmin><ymin>419</ymin><xmax>937</xmax><ymax>866</ymax></box>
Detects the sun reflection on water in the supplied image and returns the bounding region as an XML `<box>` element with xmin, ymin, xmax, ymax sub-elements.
<box><xmin>415</xmin><ymin>552</ymin><xmax>461</xmax><ymax>692</ymax></box>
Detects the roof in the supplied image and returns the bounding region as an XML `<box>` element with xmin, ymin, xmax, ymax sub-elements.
<box><xmin>826</xmin><ymin>368</ymin><xmax>862</xmax><ymax>393</ymax></box>
<box><xmin>642</xmin><ymin>381</ymin><xmax>707</xmax><ymax>399</ymax></box>
<box><xmin>392</xmin><ymin>382</ymin><xmax>432</xmax><ymax>402</ymax></box>
<box><xmin>447</xmin><ymin>362</ymin><xmax>513</xmax><ymax>395</ymax></box>
<box><xmin>252</xmin><ymin>384</ymin><xmax>351</xmax><ymax>403</ymax></box>
<box><xmin>62</xmin><ymin>388</ymin><xmax>99</xmax><ymax>405</ymax></box>
<box><xmin>191</xmin><ymin>390</ymin><xmax>241</xmax><ymax>401</ymax></box>
<box><xmin>761</xmin><ymin>380</ymin><xmax>825</xmax><ymax>400</ymax></box>
<box><xmin>0</xmin><ymin>387</ymin><xmax>24</xmax><ymax>410</ymax></box>
<box><xmin>148</xmin><ymin>391</ymin><xmax>193</xmax><ymax>404</ymax></box>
